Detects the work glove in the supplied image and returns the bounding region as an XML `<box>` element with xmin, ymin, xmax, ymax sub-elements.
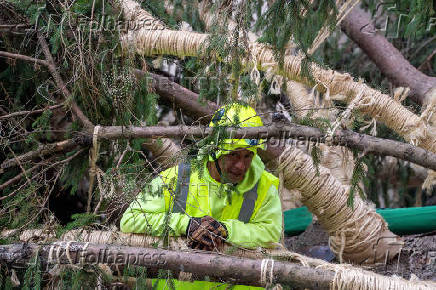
<box><xmin>186</xmin><ymin>216</ymin><xmax>227</xmax><ymax>251</ymax></box>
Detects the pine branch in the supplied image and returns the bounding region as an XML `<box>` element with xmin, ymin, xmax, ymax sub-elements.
<box><xmin>0</xmin><ymin>149</ymin><xmax>84</xmax><ymax>200</ymax></box>
<box><xmin>0</xmin><ymin>139</ymin><xmax>80</xmax><ymax>171</ymax></box>
<box><xmin>0</xmin><ymin>41</ymin><xmax>94</xmax><ymax>131</ymax></box>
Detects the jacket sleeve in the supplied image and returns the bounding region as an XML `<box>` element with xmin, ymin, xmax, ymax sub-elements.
<box><xmin>220</xmin><ymin>185</ymin><xmax>282</xmax><ymax>248</ymax></box>
<box><xmin>119</xmin><ymin>175</ymin><xmax>190</xmax><ymax>236</ymax></box>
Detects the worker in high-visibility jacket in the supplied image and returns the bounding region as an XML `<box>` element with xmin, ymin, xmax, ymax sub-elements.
<box><xmin>120</xmin><ymin>103</ymin><xmax>282</xmax><ymax>255</ymax></box>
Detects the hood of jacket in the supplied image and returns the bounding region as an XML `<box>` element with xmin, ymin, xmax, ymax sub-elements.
<box><xmin>202</xmin><ymin>154</ymin><xmax>265</xmax><ymax>194</ymax></box>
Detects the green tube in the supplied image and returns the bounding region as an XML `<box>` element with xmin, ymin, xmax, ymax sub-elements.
<box><xmin>284</xmin><ymin>206</ymin><xmax>436</xmax><ymax>236</ymax></box>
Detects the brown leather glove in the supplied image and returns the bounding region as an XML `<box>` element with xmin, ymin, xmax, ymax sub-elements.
<box><xmin>186</xmin><ymin>216</ymin><xmax>227</xmax><ymax>251</ymax></box>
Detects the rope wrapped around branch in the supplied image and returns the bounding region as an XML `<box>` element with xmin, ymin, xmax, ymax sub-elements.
<box><xmin>277</xmin><ymin>145</ymin><xmax>403</xmax><ymax>264</ymax></box>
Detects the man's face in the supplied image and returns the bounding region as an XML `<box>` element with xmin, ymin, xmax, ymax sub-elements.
<box><xmin>218</xmin><ymin>149</ymin><xmax>254</xmax><ymax>184</ymax></box>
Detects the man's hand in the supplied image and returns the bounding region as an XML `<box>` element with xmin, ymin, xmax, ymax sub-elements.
<box><xmin>186</xmin><ymin>216</ymin><xmax>227</xmax><ymax>251</ymax></box>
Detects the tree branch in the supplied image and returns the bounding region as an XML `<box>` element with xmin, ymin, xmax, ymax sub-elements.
<box><xmin>0</xmin><ymin>162</ymin><xmax>43</xmax><ymax>194</ymax></box>
<box><xmin>0</xmin><ymin>149</ymin><xmax>84</xmax><ymax>200</ymax></box>
<box><xmin>341</xmin><ymin>7</ymin><xmax>436</xmax><ymax>105</ymax></box>
<box><xmin>0</xmin><ymin>104</ymin><xmax>63</xmax><ymax>119</ymax></box>
<box><xmin>0</xmin><ymin>139</ymin><xmax>80</xmax><ymax>171</ymax></box>
<box><xmin>0</xmin><ymin>51</ymin><xmax>49</xmax><ymax>66</ymax></box>
<box><xmin>133</xmin><ymin>69</ymin><xmax>219</xmax><ymax>125</ymax></box>
<box><xmin>75</xmin><ymin>124</ymin><xmax>436</xmax><ymax>171</ymax></box>
<box><xmin>36</xmin><ymin>33</ymin><xmax>94</xmax><ymax>130</ymax></box>
<box><xmin>0</xmin><ymin>242</ymin><xmax>333</xmax><ymax>289</ymax></box>
<box><xmin>132</xmin><ymin>72</ymin><xmax>436</xmax><ymax>171</ymax></box>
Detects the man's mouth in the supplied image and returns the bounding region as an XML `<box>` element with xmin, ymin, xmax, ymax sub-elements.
<box><xmin>230</xmin><ymin>172</ymin><xmax>244</xmax><ymax>178</ymax></box>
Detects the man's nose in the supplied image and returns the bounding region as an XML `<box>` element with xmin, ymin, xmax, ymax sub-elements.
<box><xmin>234</xmin><ymin>158</ymin><xmax>246</xmax><ymax>171</ymax></box>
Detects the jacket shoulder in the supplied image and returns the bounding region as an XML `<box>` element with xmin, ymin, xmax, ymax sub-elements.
<box><xmin>158</xmin><ymin>164</ymin><xmax>179</xmax><ymax>184</ymax></box>
<box><xmin>260</xmin><ymin>170</ymin><xmax>279</xmax><ymax>189</ymax></box>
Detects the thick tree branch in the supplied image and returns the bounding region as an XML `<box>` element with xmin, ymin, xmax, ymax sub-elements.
<box><xmin>2</xmin><ymin>242</ymin><xmax>435</xmax><ymax>289</ymax></box>
<box><xmin>0</xmin><ymin>242</ymin><xmax>331</xmax><ymax>289</ymax></box>
<box><xmin>79</xmin><ymin>124</ymin><xmax>436</xmax><ymax>171</ymax></box>
<box><xmin>341</xmin><ymin>7</ymin><xmax>436</xmax><ymax>105</ymax></box>
<box><xmin>133</xmin><ymin>69</ymin><xmax>219</xmax><ymax>124</ymax></box>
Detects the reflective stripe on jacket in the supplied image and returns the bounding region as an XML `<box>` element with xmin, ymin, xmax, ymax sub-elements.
<box><xmin>120</xmin><ymin>155</ymin><xmax>282</xmax><ymax>248</ymax></box>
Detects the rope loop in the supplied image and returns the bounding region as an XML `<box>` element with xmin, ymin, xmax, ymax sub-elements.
<box><xmin>260</xmin><ymin>258</ymin><xmax>275</xmax><ymax>286</ymax></box>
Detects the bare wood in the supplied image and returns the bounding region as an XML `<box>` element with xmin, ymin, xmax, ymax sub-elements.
<box><xmin>0</xmin><ymin>242</ymin><xmax>333</xmax><ymax>289</ymax></box>
<box><xmin>0</xmin><ymin>104</ymin><xmax>64</xmax><ymax>119</ymax></box>
<box><xmin>341</xmin><ymin>7</ymin><xmax>436</xmax><ymax>105</ymax></box>
<box><xmin>0</xmin><ymin>51</ymin><xmax>49</xmax><ymax>66</ymax></box>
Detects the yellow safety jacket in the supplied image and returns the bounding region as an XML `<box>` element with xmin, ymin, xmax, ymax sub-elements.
<box><xmin>120</xmin><ymin>155</ymin><xmax>282</xmax><ymax>288</ymax></box>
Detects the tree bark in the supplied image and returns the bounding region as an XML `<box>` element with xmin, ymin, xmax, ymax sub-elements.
<box><xmin>341</xmin><ymin>7</ymin><xmax>436</xmax><ymax>105</ymax></box>
<box><xmin>133</xmin><ymin>69</ymin><xmax>219</xmax><ymax>125</ymax></box>
<box><xmin>0</xmin><ymin>242</ymin><xmax>334</xmax><ymax>289</ymax></box>
<box><xmin>88</xmin><ymin>123</ymin><xmax>436</xmax><ymax>171</ymax></box>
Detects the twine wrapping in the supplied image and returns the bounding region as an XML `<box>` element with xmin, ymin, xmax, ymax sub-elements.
<box><xmin>277</xmin><ymin>145</ymin><xmax>403</xmax><ymax>264</ymax></box>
